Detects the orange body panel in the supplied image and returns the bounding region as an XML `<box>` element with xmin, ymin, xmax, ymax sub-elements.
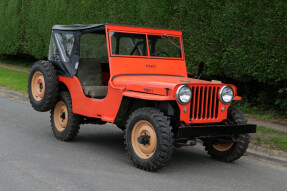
<box><xmin>105</xmin><ymin>24</ymin><xmax>186</xmax><ymax>80</ymax></box>
<box><xmin>58</xmin><ymin>76</ymin><xmax>123</xmax><ymax>123</ymax></box>
<box><xmin>108</xmin><ymin>57</ymin><xmax>187</xmax><ymax>80</ymax></box>
<box><xmin>58</xmin><ymin>24</ymin><xmax>239</xmax><ymax>124</ymax></box>
<box><xmin>106</xmin><ymin>24</ymin><xmax>182</xmax><ymax>36</ymax></box>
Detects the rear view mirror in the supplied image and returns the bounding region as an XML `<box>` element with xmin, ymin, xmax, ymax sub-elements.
<box><xmin>198</xmin><ymin>62</ymin><xmax>205</xmax><ymax>79</ymax></box>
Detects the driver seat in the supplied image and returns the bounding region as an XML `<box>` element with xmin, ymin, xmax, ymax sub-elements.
<box><xmin>77</xmin><ymin>58</ymin><xmax>108</xmax><ymax>98</ymax></box>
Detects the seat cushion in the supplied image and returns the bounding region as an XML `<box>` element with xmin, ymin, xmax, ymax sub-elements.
<box><xmin>82</xmin><ymin>86</ymin><xmax>108</xmax><ymax>98</ymax></box>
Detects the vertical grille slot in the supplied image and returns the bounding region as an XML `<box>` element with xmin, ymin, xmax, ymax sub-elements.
<box><xmin>194</xmin><ymin>87</ymin><xmax>199</xmax><ymax>119</ymax></box>
<box><xmin>205</xmin><ymin>87</ymin><xmax>210</xmax><ymax>118</ymax></box>
<box><xmin>190</xmin><ymin>85</ymin><xmax>219</xmax><ymax>121</ymax></box>
<box><xmin>215</xmin><ymin>87</ymin><xmax>220</xmax><ymax>118</ymax></box>
<box><xmin>198</xmin><ymin>87</ymin><xmax>203</xmax><ymax>119</ymax></box>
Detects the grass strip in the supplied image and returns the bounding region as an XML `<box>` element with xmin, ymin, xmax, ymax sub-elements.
<box><xmin>251</xmin><ymin>126</ymin><xmax>287</xmax><ymax>151</ymax></box>
<box><xmin>0</xmin><ymin>66</ymin><xmax>28</xmax><ymax>93</ymax></box>
<box><xmin>234</xmin><ymin>104</ymin><xmax>287</xmax><ymax>123</ymax></box>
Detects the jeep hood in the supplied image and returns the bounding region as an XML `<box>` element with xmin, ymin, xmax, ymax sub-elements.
<box><xmin>112</xmin><ymin>75</ymin><xmax>222</xmax><ymax>96</ymax></box>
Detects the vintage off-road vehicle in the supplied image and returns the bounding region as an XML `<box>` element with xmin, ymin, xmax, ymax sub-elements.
<box><xmin>28</xmin><ymin>24</ymin><xmax>256</xmax><ymax>171</ymax></box>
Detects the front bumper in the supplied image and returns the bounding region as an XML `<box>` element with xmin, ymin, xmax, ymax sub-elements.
<box><xmin>175</xmin><ymin>124</ymin><xmax>256</xmax><ymax>139</ymax></box>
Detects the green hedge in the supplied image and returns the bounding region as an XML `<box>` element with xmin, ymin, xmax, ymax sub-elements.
<box><xmin>0</xmin><ymin>0</ymin><xmax>286</xmax><ymax>110</ymax></box>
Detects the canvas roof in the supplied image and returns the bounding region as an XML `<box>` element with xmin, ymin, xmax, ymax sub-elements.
<box><xmin>52</xmin><ymin>24</ymin><xmax>106</xmax><ymax>31</ymax></box>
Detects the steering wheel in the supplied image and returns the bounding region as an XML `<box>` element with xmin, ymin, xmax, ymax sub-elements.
<box><xmin>151</xmin><ymin>51</ymin><xmax>170</xmax><ymax>57</ymax></box>
<box><xmin>130</xmin><ymin>41</ymin><xmax>145</xmax><ymax>56</ymax></box>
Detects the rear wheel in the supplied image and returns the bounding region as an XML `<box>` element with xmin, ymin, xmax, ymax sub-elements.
<box><xmin>50</xmin><ymin>92</ymin><xmax>80</xmax><ymax>141</ymax></box>
<box><xmin>203</xmin><ymin>107</ymin><xmax>250</xmax><ymax>162</ymax></box>
<box><xmin>28</xmin><ymin>60</ymin><xmax>58</xmax><ymax>112</ymax></box>
<box><xmin>124</xmin><ymin>107</ymin><xmax>174</xmax><ymax>171</ymax></box>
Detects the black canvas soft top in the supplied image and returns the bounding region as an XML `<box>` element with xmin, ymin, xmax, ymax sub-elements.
<box><xmin>52</xmin><ymin>24</ymin><xmax>106</xmax><ymax>31</ymax></box>
<box><xmin>49</xmin><ymin>24</ymin><xmax>107</xmax><ymax>77</ymax></box>
<box><xmin>52</xmin><ymin>24</ymin><xmax>181</xmax><ymax>32</ymax></box>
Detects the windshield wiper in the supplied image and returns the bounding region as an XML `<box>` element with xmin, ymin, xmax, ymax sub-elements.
<box><xmin>162</xmin><ymin>34</ymin><xmax>181</xmax><ymax>50</ymax></box>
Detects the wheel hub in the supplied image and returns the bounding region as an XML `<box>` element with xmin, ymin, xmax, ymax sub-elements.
<box><xmin>213</xmin><ymin>142</ymin><xmax>234</xmax><ymax>151</ymax></box>
<box><xmin>137</xmin><ymin>134</ymin><xmax>151</xmax><ymax>145</ymax></box>
<box><xmin>60</xmin><ymin>112</ymin><xmax>66</xmax><ymax>120</ymax></box>
<box><xmin>131</xmin><ymin>120</ymin><xmax>157</xmax><ymax>159</ymax></box>
<box><xmin>31</xmin><ymin>71</ymin><xmax>45</xmax><ymax>101</ymax></box>
<box><xmin>53</xmin><ymin>101</ymin><xmax>68</xmax><ymax>132</ymax></box>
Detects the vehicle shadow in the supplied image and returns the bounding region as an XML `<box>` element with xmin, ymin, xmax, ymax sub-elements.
<box><xmin>70</xmin><ymin>124</ymin><xmax>240</xmax><ymax>173</ymax></box>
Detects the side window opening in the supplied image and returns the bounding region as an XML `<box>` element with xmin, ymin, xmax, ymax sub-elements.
<box><xmin>48</xmin><ymin>36</ymin><xmax>61</xmax><ymax>61</ymax></box>
<box><xmin>77</xmin><ymin>32</ymin><xmax>110</xmax><ymax>99</ymax></box>
<box><xmin>49</xmin><ymin>33</ymin><xmax>75</xmax><ymax>62</ymax></box>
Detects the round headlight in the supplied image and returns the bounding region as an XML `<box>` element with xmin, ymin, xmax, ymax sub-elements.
<box><xmin>176</xmin><ymin>85</ymin><xmax>192</xmax><ymax>105</ymax></box>
<box><xmin>219</xmin><ymin>85</ymin><xmax>234</xmax><ymax>105</ymax></box>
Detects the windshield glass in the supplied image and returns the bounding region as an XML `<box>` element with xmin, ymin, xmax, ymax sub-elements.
<box><xmin>148</xmin><ymin>35</ymin><xmax>181</xmax><ymax>58</ymax></box>
<box><xmin>110</xmin><ymin>32</ymin><xmax>147</xmax><ymax>56</ymax></box>
<box><xmin>110</xmin><ymin>32</ymin><xmax>182</xmax><ymax>58</ymax></box>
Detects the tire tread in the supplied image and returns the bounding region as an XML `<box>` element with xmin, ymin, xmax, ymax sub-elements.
<box><xmin>124</xmin><ymin>107</ymin><xmax>174</xmax><ymax>171</ymax></box>
<box><xmin>28</xmin><ymin>60</ymin><xmax>58</xmax><ymax>112</ymax></box>
<box><xmin>203</xmin><ymin>107</ymin><xmax>250</xmax><ymax>162</ymax></box>
<box><xmin>50</xmin><ymin>91</ymin><xmax>80</xmax><ymax>141</ymax></box>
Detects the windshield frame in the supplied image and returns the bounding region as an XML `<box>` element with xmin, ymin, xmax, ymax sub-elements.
<box><xmin>108</xmin><ymin>30</ymin><xmax>184</xmax><ymax>60</ymax></box>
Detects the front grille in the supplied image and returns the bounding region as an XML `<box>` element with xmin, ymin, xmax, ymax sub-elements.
<box><xmin>190</xmin><ymin>86</ymin><xmax>220</xmax><ymax>120</ymax></box>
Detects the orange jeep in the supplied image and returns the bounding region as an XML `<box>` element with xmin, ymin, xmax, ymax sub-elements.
<box><xmin>28</xmin><ymin>24</ymin><xmax>256</xmax><ymax>171</ymax></box>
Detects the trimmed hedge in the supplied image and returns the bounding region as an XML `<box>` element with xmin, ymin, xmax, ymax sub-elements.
<box><xmin>0</xmin><ymin>0</ymin><xmax>286</xmax><ymax>110</ymax></box>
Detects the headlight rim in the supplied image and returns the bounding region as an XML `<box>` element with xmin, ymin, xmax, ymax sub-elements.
<box><xmin>176</xmin><ymin>85</ymin><xmax>192</xmax><ymax>105</ymax></box>
<box><xmin>219</xmin><ymin>85</ymin><xmax>234</xmax><ymax>105</ymax></box>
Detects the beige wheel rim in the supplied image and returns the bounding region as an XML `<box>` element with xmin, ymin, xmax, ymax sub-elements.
<box><xmin>131</xmin><ymin>120</ymin><xmax>157</xmax><ymax>159</ymax></box>
<box><xmin>213</xmin><ymin>142</ymin><xmax>234</xmax><ymax>152</ymax></box>
<box><xmin>31</xmin><ymin>71</ymin><xmax>45</xmax><ymax>101</ymax></box>
<box><xmin>53</xmin><ymin>101</ymin><xmax>68</xmax><ymax>132</ymax></box>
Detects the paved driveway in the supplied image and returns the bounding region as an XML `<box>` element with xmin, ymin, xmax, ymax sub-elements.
<box><xmin>0</xmin><ymin>95</ymin><xmax>286</xmax><ymax>191</ymax></box>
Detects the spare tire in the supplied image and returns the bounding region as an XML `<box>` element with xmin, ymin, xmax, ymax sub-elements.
<box><xmin>28</xmin><ymin>60</ymin><xmax>59</xmax><ymax>112</ymax></box>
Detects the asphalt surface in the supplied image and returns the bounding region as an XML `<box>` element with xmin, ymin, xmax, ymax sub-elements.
<box><xmin>0</xmin><ymin>95</ymin><xmax>287</xmax><ymax>191</ymax></box>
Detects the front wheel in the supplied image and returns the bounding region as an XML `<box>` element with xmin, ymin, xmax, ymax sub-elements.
<box><xmin>203</xmin><ymin>107</ymin><xmax>250</xmax><ymax>162</ymax></box>
<box><xmin>124</xmin><ymin>107</ymin><xmax>174</xmax><ymax>171</ymax></box>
